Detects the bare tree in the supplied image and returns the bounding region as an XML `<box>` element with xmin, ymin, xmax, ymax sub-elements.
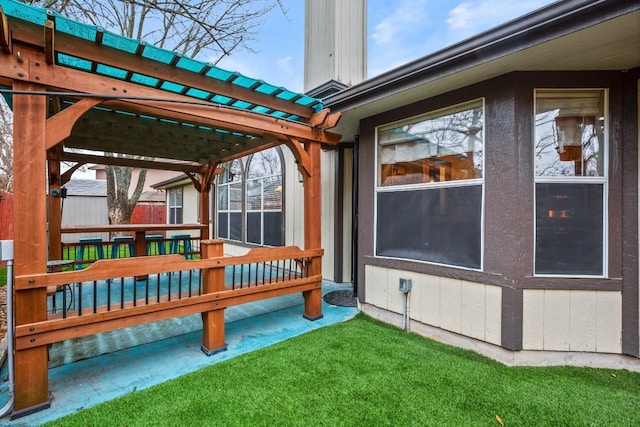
<box><xmin>0</xmin><ymin>98</ymin><xmax>12</xmax><ymax>193</ymax></box>
<box><xmin>20</xmin><ymin>0</ymin><xmax>286</xmax><ymax>225</ymax></box>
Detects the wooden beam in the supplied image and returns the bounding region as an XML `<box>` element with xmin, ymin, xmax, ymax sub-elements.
<box><xmin>186</xmin><ymin>172</ymin><xmax>201</xmax><ymax>192</ymax></box>
<box><xmin>284</xmin><ymin>137</ymin><xmax>312</xmax><ymax>178</ymax></box>
<box><xmin>60</xmin><ymin>161</ymin><xmax>86</xmax><ymax>185</ymax></box>
<box><xmin>0</xmin><ymin>44</ymin><xmax>340</xmax><ymax>145</ymax></box>
<box><xmin>44</xmin><ymin>19</ymin><xmax>54</xmax><ymax>65</ymax></box>
<box><xmin>5</xmin><ymin>32</ymin><xmax>314</xmax><ymax>119</ymax></box>
<box><xmin>309</xmin><ymin>108</ymin><xmax>329</xmax><ymax>127</ymax></box>
<box><xmin>60</xmin><ymin>151</ymin><xmax>204</xmax><ymax>174</ymax></box>
<box><xmin>45</xmin><ymin>97</ymin><xmax>102</xmax><ymax>149</ymax></box>
<box><xmin>104</xmin><ymin>99</ymin><xmax>341</xmax><ymax>145</ymax></box>
<box><xmin>212</xmin><ymin>139</ymin><xmax>284</xmax><ymax>166</ymax></box>
<box><xmin>0</xmin><ymin>6</ymin><xmax>11</xmax><ymax>54</ymax></box>
<box><xmin>318</xmin><ymin>112</ymin><xmax>342</xmax><ymax>130</ymax></box>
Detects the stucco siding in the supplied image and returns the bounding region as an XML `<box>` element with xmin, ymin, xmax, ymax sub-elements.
<box><xmin>522</xmin><ymin>289</ymin><xmax>622</xmax><ymax>353</ymax></box>
<box><xmin>321</xmin><ymin>150</ymin><xmax>336</xmax><ymax>278</ymax></box>
<box><xmin>182</xmin><ymin>186</ymin><xmax>199</xmax><ymax>226</ymax></box>
<box><xmin>341</xmin><ymin>148</ymin><xmax>354</xmax><ymax>282</ymax></box>
<box><xmin>364</xmin><ymin>266</ymin><xmax>502</xmax><ymax>345</ymax></box>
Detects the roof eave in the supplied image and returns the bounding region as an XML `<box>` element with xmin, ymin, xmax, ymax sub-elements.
<box><xmin>324</xmin><ymin>0</ymin><xmax>639</xmax><ymax>113</ymax></box>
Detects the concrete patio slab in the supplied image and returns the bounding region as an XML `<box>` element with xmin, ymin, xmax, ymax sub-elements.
<box><xmin>0</xmin><ymin>281</ymin><xmax>357</xmax><ymax>426</ymax></box>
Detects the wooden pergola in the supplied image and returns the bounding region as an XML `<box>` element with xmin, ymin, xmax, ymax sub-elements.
<box><xmin>0</xmin><ymin>1</ymin><xmax>340</xmax><ymax>417</ymax></box>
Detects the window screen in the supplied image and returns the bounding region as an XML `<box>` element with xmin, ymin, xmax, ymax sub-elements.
<box><xmin>376</xmin><ymin>99</ymin><xmax>484</xmax><ymax>269</ymax></box>
<box><xmin>377</xmin><ymin>186</ymin><xmax>482</xmax><ymax>269</ymax></box>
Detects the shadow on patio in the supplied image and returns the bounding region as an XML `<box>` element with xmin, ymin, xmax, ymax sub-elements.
<box><xmin>0</xmin><ymin>280</ymin><xmax>357</xmax><ymax>426</ymax></box>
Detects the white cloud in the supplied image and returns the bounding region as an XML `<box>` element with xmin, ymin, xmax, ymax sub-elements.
<box><xmin>370</xmin><ymin>0</ymin><xmax>430</xmax><ymax>46</ymax></box>
<box><xmin>446</xmin><ymin>0</ymin><xmax>551</xmax><ymax>36</ymax></box>
<box><xmin>276</xmin><ymin>55</ymin><xmax>293</xmax><ymax>74</ymax></box>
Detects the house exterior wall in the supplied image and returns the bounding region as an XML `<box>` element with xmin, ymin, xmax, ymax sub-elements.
<box><xmin>522</xmin><ymin>289</ymin><xmax>621</xmax><ymax>353</ymax></box>
<box><xmin>321</xmin><ymin>149</ymin><xmax>336</xmax><ymax>279</ymax></box>
<box><xmin>365</xmin><ymin>265</ymin><xmax>502</xmax><ymax>345</ymax></box>
<box><xmin>160</xmin><ymin>182</ymin><xmax>202</xmax><ymax>240</ymax></box>
<box><xmin>61</xmin><ymin>195</ymin><xmax>109</xmax><ymax>243</ymax></box>
<box><xmin>94</xmin><ymin>168</ymin><xmax>177</xmax><ymax>196</ymax></box>
<box><xmin>356</xmin><ymin>70</ymin><xmax>639</xmax><ymax>361</ymax></box>
<box><xmin>283</xmin><ymin>149</ymin><xmax>304</xmax><ymax>249</ymax></box>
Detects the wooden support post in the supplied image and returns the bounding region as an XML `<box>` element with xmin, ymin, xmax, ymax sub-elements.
<box><xmin>199</xmin><ymin>163</ymin><xmax>216</xmax><ymax>242</ymax></box>
<box><xmin>302</xmin><ymin>141</ymin><xmax>323</xmax><ymax>321</ymax></box>
<box><xmin>12</xmin><ymin>82</ymin><xmax>51</xmax><ymax>417</ymax></box>
<box><xmin>47</xmin><ymin>146</ymin><xmax>62</xmax><ymax>261</ymax></box>
<box><xmin>200</xmin><ymin>239</ymin><xmax>227</xmax><ymax>355</ymax></box>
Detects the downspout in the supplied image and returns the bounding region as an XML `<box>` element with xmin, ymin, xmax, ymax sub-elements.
<box><xmin>351</xmin><ymin>134</ymin><xmax>359</xmax><ymax>297</ymax></box>
<box><xmin>0</xmin><ymin>251</ymin><xmax>15</xmax><ymax>418</ymax></box>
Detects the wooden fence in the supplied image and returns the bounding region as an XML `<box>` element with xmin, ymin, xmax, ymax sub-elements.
<box><xmin>0</xmin><ymin>190</ymin><xmax>13</xmax><ymax>240</ymax></box>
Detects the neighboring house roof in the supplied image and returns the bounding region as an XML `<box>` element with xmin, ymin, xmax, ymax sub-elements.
<box><xmin>325</xmin><ymin>0</ymin><xmax>640</xmax><ymax>136</ymax></box>
<box><xmin>151</xmin><ymin>174</ymin><xmax>191</xmax><ymax>190</ymax></box>
<box><xmin>62</xmin><ymin>179</ymin><xmax>107</xmax><ymax>197</ymax></box>
<box><xmin>139</xmin><ymin>190</ymin><xmax>166</xmax><ymax>202</ymax></box>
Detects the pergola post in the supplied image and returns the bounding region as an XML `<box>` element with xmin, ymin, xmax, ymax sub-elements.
<box><xmin>12</xmin><ymin>82</ymin><xmax>51</xmax><ymax>415</ymax></box>
<box><xmin>199</xmin><ymin>164</ymin><xmax>216</xmax><ymax>241</ymax></box>
<box><xmin>302</xmin><ymin>141</ymin><xmax>323</xmax><ymax>320</ymax></box>
<box><xmin>47</xmin><ymin>145</ymin><xmax>63</xmax><ymax>261</ymax></box>
<box><xmin>200</xmin><ymin>239</ymin><xmax>228</xmax><ymax>355</ymax></box>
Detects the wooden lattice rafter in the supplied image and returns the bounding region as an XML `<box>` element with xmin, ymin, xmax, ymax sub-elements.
<box><xmin>1</xmin><ymin>44</ymin><xmax>341</xmax><ymax>171</ymax></box>
<box><xmin>5</xmin><ymin>14</ymin><xmax>317</xmax><ymax>120</ymax></box>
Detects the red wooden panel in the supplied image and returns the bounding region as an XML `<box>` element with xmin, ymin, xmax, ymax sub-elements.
<box><xmin>0</xmin><ymin>190</ymin><xmax>14</xmax><ymax>240</ymax></box>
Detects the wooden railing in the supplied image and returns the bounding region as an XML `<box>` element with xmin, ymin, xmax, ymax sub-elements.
<box><xmin>14</xmin><ymin>242</ymin><xmax>323</xmax><ymax>353</ymax></box>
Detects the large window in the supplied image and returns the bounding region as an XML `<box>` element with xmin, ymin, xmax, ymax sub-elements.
<box><xmin>216</xmin><ymin>147</ymin><xmax>284</xmax><ymax>246</ymax></box>
<box><xmin>376</xmin><ymin>99</ymin><xmax>484</xmax><ymax>269</ymax></box>
<box><xmin>217</xmin><ymin>159</ymin><xmax>243</xmax><ymax>241</ymax></box>
<box><xmin>246</xmin><ymin>149</ymin><xmax>283</xmax><ymax>246</ymax></box>
<box><xmin>534</xmin><ymin>89</ymin><xmax>607</xmax><ymax>276</ymax></box>
<box><xmin>168</xmin><ymin>187</ymin><xmax>183</xmax><ymax>224</ymax></box>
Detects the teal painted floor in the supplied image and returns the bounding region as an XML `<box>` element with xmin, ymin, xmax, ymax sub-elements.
<box><xmin>0</xmin><ymin>281</ymin><xmax>357</xmax><ymax>426</ymax></box>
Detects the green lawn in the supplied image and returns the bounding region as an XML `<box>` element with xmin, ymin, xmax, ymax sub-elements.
<box><xmin>45</xmin><ymin>313</ymin><xmax>640</xmax><ymax>426</ymax></box>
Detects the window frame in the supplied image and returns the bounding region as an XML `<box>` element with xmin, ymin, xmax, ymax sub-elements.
<box><xmin>374</xmin><ymin>98</ymin><xmax>486</xmax><ymax>271</ymax></box>
<box><xmin>215</xmin><ymin>147</ymin><xmax>284</xmax><ymax>247</ymax></box>
<box><xmin>167</xmin><ymin>187</ymin><xmax>183</xmax><ymax>225</ymax></box>
<box><xmin>216</xmin><ymin>159</ymin><xmax>244</xmax><ymax>242</ymax></box>
<box><xmin>532</xmin><ymin>88</ymin><xmax>609</xmax><ymax>278</ymax></box>
<box><xmin>245</xmin><ymin>148</ymin><xmax>284</xmax><ymax>246</ymax></box>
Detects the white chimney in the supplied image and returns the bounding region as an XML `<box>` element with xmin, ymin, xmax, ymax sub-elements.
<box><xmin>304</xmin><ymin>0</ymin><xmax>367</xmax><ymax>95</ymax></box>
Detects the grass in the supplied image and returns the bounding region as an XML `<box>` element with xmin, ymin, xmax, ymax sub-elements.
<box><xmin>45</xmin><ymin>313</ymin><xmax>640</xmax><ymax>427</ymax></box>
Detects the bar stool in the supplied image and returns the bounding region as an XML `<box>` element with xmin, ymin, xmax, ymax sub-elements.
<box><xmin>76</xmin><ymin>237</ymin><xmax>105</xmax><ymax>269</ymax></box>
<box><xmin>111</xmin><ymin>236</ymin><xmax>135</xmax><ymax>258</ymax></box>
<box><xmin>146</xmin><ymin>234</ymin><xmax>166</xmax><ymax>255</ymax></box>
<box><xmin>170</xmin><ymin>234</ymin><xmax>193</xmax><ymax>259</ymax></box>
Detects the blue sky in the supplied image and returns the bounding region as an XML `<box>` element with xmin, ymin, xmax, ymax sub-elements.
<box><xmin>216</xmin><ymin>0</ymin><xmax>556</xmax><ymax>94</ymax></box>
